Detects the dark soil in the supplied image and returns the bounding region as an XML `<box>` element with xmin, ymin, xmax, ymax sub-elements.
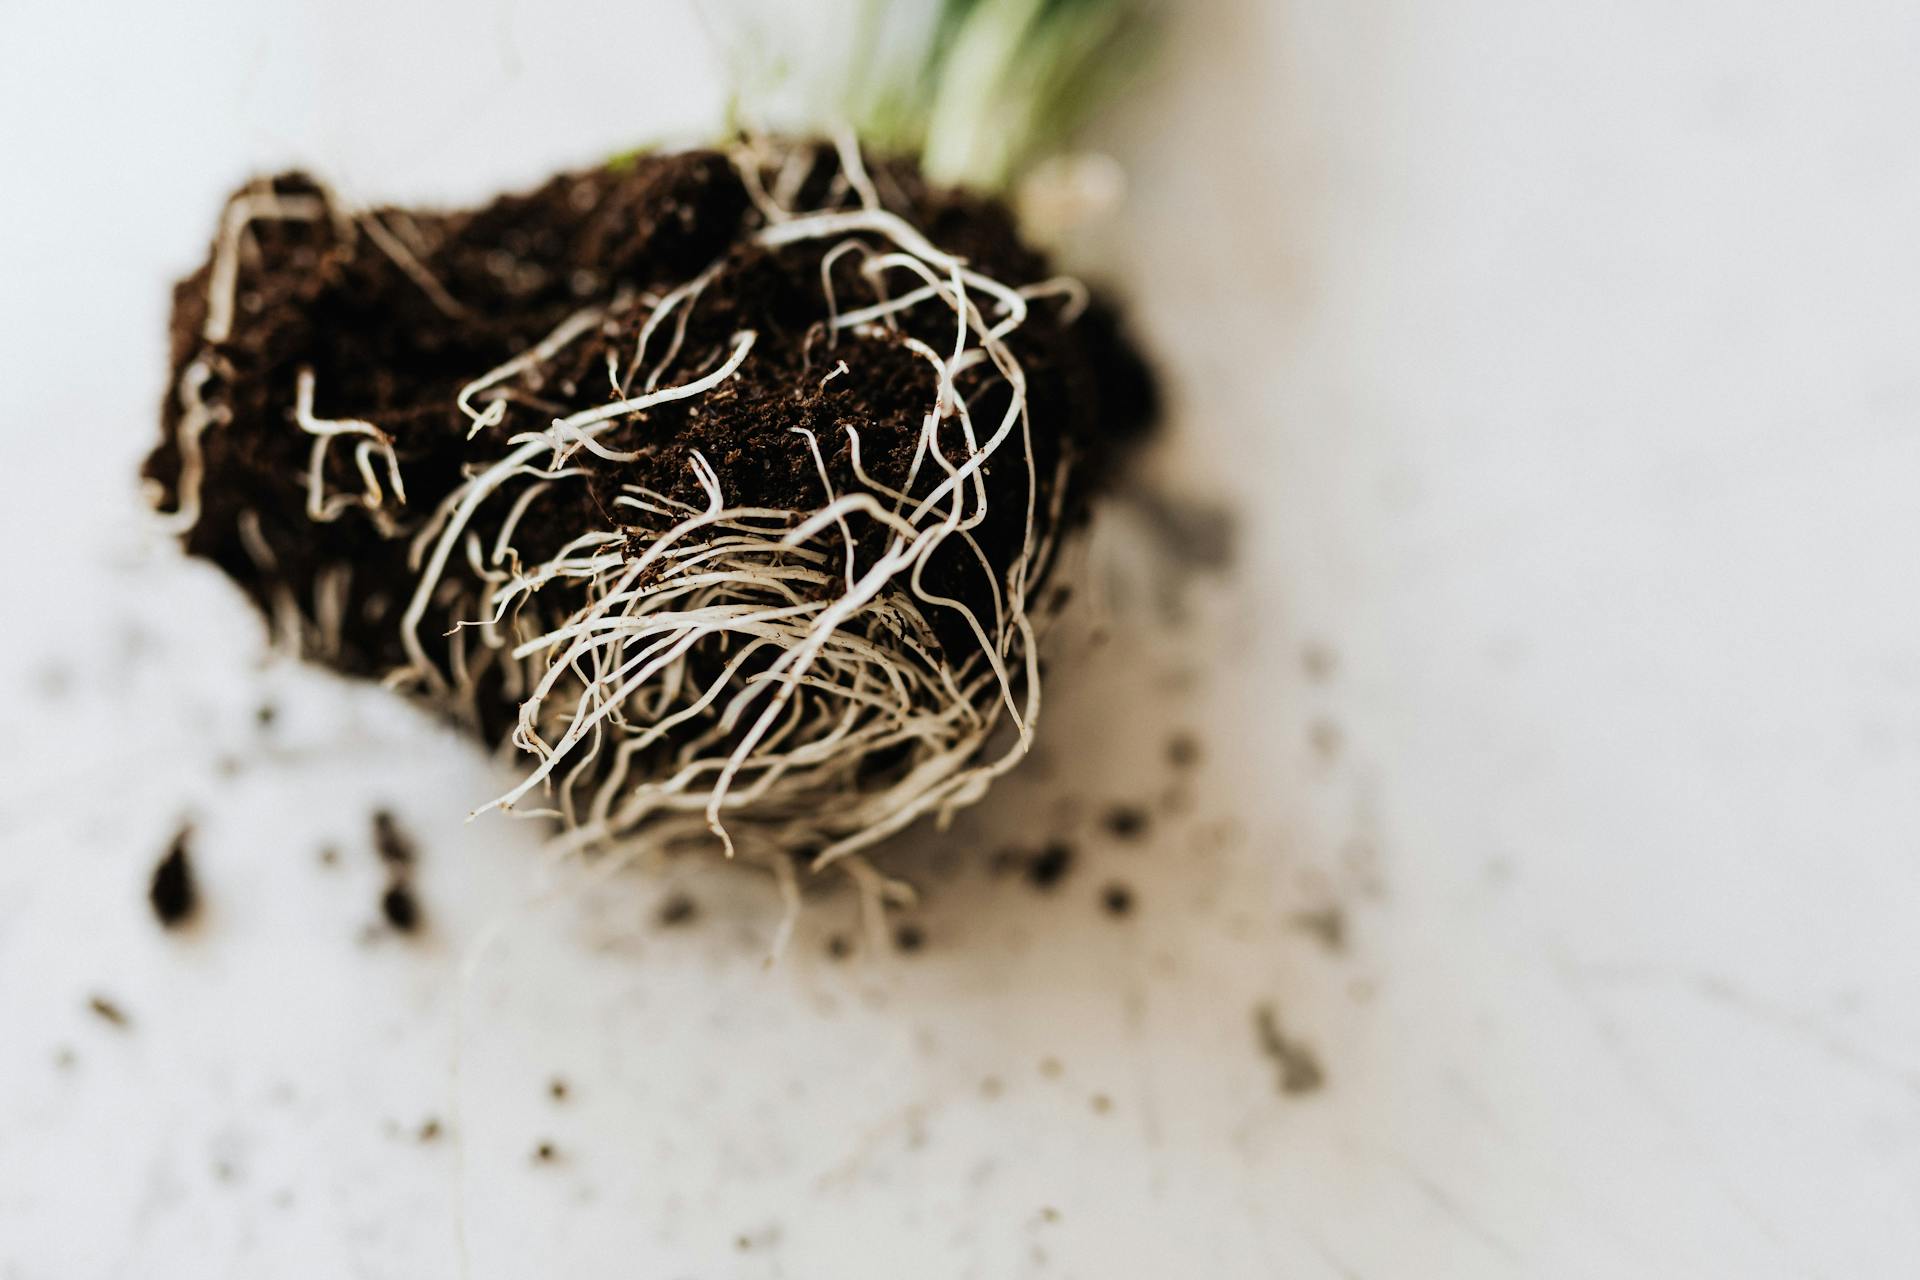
<box><xmin>88</xmin><ymin>995</ymin><xmax>129</xmax><ymax>1028</ymax></box>
<box><xmin>1253</xmin><ymin>1004</ymin><xmax>1325</xmax><ymax>1096</ymax></box>
<box><xmin>1100</xmin><ymin>882</ymin><xmax>1135</xmax><ymax>917</ymax></box>
<box><xmin>656</xmin><ymin>892</ymin><xmax>698</xmax><ymax>927</ymax></box>
<box><xmin>1025</xmin><ymin>842</ymin><xmax>1075</xmax><ymax>889</ymax></box>
<box><xmin>380</xmin><ymin>880</ymin><xmax>421</xmax><ymax>933</ymax></box>
<box><xmin>372</xmin><ymin>810</ymin><xmax>416</xmax><ymax>868</ymax></box>
<box><xmin>150</xmin><ymin>824</ymin><xmax>199</xmax><ymax>927</ymax></box>
<box><xmin>146</xmin><ymin>142</ymin><xmax>1155</xmax><ymax>739</ymax></box>
<box><xmin>1102</xmin><ymin>805</ymin><xmax>1149</xmax><ymax>840</ymax></box>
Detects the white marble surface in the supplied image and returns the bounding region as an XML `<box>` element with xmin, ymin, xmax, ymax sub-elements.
<box><xmin>3</xmin><ymin>1</ymin><xmax>1918</xmax><ymax>1276</ymax></box>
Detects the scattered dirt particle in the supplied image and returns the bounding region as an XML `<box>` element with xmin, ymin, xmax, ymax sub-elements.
<box><xmin>893</xmin><ymin>922</ymin><xmax>926</xmax><ymax>953</ymax></box>
<box><xmin>1167</xmin><ymin>732</ymin><xmax>1201</xmax><ymax>768</ymax></box>
<box><xmin>549</xmin><ymin>1078</ymin><xmax>569</xmax><ymax>1102</ymax></box>
<box><xmin>1290</xmin><ymin>905</ymin><xmax>1347</xmax><ymax>953</ymax></box>
<box><xmin>255</xmin><ymin>702</ymin><xmax>277</xmax><ymax>729</ymax></box>
<box><xmin>318</xmin><ymin>845</ymin><xmax>340</xmax><ymax>868</ymax></box>
<box><xmin>418</xmin><ymin>1118</ymin><xmax>442</xmax><ymax>1141</ymax></box>
<box><xmin>533</xmin><ymin>1141</ymin><xmax>557</xmax><ymax>1163</ymax></box>
<box><xmin>372</xmin><ymin>809</ymin><xmax>417</xmax><ymax>867</ymax></box>
<box><xmin>34</xmin><ymin>663</ymin><xmax>71</xmax><ymax>700</ymax></box>
<box><xmin>1090</xmin><ymin>1093</ymin><xmax>1113</xmax><ymax>1115</ymax></box>
<box><xmin>380</xmin><ymin>881</ymin><xmax>421</xmax><ymax>933</ymax></box>
<box><xmin>1103</xmin><ymin>806</ymin><xmax>1149</xmax><ymax>840</ymax></box>
<box><xmin>979</xmin><ymin>1075</ymin><xmax>1004</xmax><ymax>1099</ymax></box>
<box><xmin>1038</xmin><ymin>1056</ymin><xmax>1063</xmax><ymax>1080</ymax></box>
<box><xmin>149</xmin><ymin>825</ymin><xmax>199</xmax><ymax>928</ymax></box>
<box><xmin>88</xmin><ymin>995</ymin><xmax>129</xmax><ymax>1028</ymax></box>
<box><xmin>656</xmin><ymin>892</ymin><xmax>698</xmax><ymax>927</ymax></box>
<box><xmin>1026</xmin><ymin>842</ymin><xmax>1074</xmax><ymax>889</ymax></box>
<box><xmin>1302</xmin><ymin>641</ymin><xmax>1337</xmax><ymax>684</ymax></box>
<box><xmin>53</xmin><ymin>1045</ymin><xmax>77</xmax><ymax>1070</ymax></box>
<box><xmin>1039</xmin><ymin>1206</ymin><xmax>1062</xmax><ymax>1224</ymax></box>
<box><xmin>825</xmin><ymin>933</ymin><xmax>853</xmax><ymax>960</ymax></box>
<box><xmin>1100</xmin><ymin>882</ymin><xmax>1135</xmax><ymax>917</ymax></box>
<box><xmin>1253</xmin><ymin>1004</ymin><xmax>1325</xmax><ymax>1096</ymax></box>
<box><xmin>735</xmin><ymin>1235</ymin><xmax>753</xmax><ymax>1252</ymax></box>
<box><xmin>1308</xmin><ymin>718</ymin><xmax>1343</xmax><ymax>761</ymax></box>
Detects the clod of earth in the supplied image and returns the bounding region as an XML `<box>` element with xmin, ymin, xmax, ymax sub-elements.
<box><xmin>149</xmin><ymin>824</ymin><xmax>199</xmax><ymax>927</ymax></box>
<box><xmin>88</xmin><ymin>996</ymin><xmax>130</xmax><ymax>1028</ymax></box>
<box><xmin>1026</xmin><ymin>842</ymin><xmax>1075</xmax><ymax>888</ymax></box>
<box><xmin>144</xmin><ymin>139</ymin><xmax>1153</xmax><ymax>889</ymax></box>
<box><xmin>1102</xmin><ymin>805</ymin><xmax>1149</xmax><ymax>839</ymax></box>
<box><xmin>381</xmin><ymin>880</ymin><xmax>422</xmax><ymax>933</ymax></box>
<box><xmin>1253</xmin><ymin>1003</ymin><xmax>1325</xmax><ymax>1096</ymax></box>
<box><xmin>372</xmin><ymin>810</ymin><xmax>417</xmax><ymax>867</ymax></box>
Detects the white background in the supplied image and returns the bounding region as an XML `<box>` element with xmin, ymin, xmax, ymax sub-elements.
<box><xmin>3</xmin><ymin>1</ymin><xmax>1919</xmax><ymax>1276</ymax></box>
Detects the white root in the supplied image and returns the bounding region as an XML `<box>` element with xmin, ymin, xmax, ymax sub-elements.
<box><xmin>294</xmin><ymin>367</ymin><xmax>407</xmax><ymax>525</ymax></box>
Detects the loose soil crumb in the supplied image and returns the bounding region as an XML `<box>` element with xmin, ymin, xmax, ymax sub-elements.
<box><xmin>318</xmin><ymin>845</ymin><xmax>340</xmax><ymax>867</ymax></box>
<box><xmin>372</xmin><ymin>810</ymin><xmax>416</xmax><ymax>867</ymax></box>
<box><xmin>825</xmin><ymin>933</ymin><xmax>853</xmax><ymax>960</ymax></box>
<box><xmin>381</xmin><ymin>880</ymin><xmax>422</xmax><ymax>933</ymax></box>
<box><xmin>1103</xmin><ymin>806</ymin><xmax>1149</xmax><ymax>840</ymax></box>
<box><xmin>1100</xmin><ymin>882</ymin><xmax>1135</xmax><ymax>917</ymax></box>
<box><xmin>1167</xmin><ymin>732</ymin><xmax>1201</xmax><ymax>768</ymax></box>
<box><xmin>534</xmin><ymin>1141</ymin><xmax>558</xmax><ymax>1163</ymax></box>
<box><xmin>88</xmin><ymin>995</ymin><xmax>129</xmax><ymax>1028</ymax></box>
<box><xmin>1253</xmin><ymin>1003</ymin><xmax>1325</xmax><ymax>1096</ymax></box>
<box><xmin>893</xmin><ymin>921</ymin><xmax>926</xmax><ymax>953</ymax></box>
<box><xmin>418</xmin><ymin>1118</ymin><xmax>442</xmax><ymax>1141</ymax></box>
<box><xmin>656</xmin><ymin>893</ymin><xmax>698</xmax><ymax>927</ymax></box>
<box><xmin>1026</xmin><ymin>843</ymin><xmax>1074</xmax><ymax>889</ymax></box>
<box><xmin>1302</xmin><ymin>642</ymin><xmax>1337</xmax><ymax>684</ymax></box>
<box><xmin>149</xmin><ymin>824</ymin><xmax>199</xmax><ymax>928</ymax></box>
<box><xmin>1290</xmin><ymin>905</ymin><xmax>1347</xmax><ymax>953</ymax></box>
<box><xmin>549</xmin><ymin>1078</ymin><xmax>570</xmax><ymax>1102</ymax></box>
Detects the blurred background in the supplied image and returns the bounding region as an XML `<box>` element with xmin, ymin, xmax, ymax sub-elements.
<box><xmin>3</xmin><ymin>1</ymin><xmax>1919</xmax><ymax>1275</ymax></box>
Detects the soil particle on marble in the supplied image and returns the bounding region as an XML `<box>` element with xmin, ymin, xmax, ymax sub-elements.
<box><xmin>380</xmin><ymin>880</ymin><xmax>422</xmax><ymax>933</ymax></box>
<box><xmin>1166</xmin><ymin>732</ymin><xmax>1201</xmax><ymax>768</ymax></box>
<box><xmin>656</xmin><ymin>892</ymin><xmax>698</xmax><ymax>927</ymax></box>
<box><xmin>1100</xmin><ymin>882</ymin><xmax>1135</xmax><ymax>917</ymax></box>
<box><xmin>1102</xmin><ymin>805</ymin><xmax>1149</xmax><ymax>840</ymax></box>
<box><xmin>1290</xmin><ymin>904</ymin><xmax>1347</xmax><ymax>953</ymax></box>
<box><xmin>1025</xmin><ymin>842</ymin><xmax>1075</xmax><ymax>889</ymax></box>
<box><xmin>893</xmin><ymin>921</ymin><xmax>926</xmax><ymax>953</ymax></box>
<box><xmin>1253</xmin><ymin>1003</ymin><xmax>1324</xmax><ymax>1096</ymax></box>
<box><xmin>372</xmin><ymin>810</ymin><xmax>417</xmax><ymax>867</ymax></box>
<box><xmin>149</xmin><ymin>824</ymin><xmax>199</xmax><ymax>928</ymax></box>
<box><xmin>88</xmin><ymin>995</ymin><xmax>130</xmax><ymax>1028</ymax></box>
